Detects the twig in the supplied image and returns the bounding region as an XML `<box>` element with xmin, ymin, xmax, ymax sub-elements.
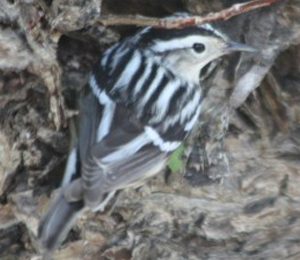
<box><xmin>98</xmin><ymin>0</ymin><xmax>285</xmax><ymax>28</ymax></box>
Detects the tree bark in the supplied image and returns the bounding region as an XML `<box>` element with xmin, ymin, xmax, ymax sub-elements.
<box><xmin>1</xmin><ymin>0</ymin><xmax>300</xmax><ymax>259</ymax></box>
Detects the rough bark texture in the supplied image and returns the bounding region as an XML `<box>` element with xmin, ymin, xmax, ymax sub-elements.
<box><xmin>1</xmin><ymin>0</ymin><xmax>300</xmax><ymax>260</ymax></box>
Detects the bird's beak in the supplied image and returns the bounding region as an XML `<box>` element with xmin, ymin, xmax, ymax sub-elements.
<box><xmin>226</xmin><ymin>41</ymin><xmax>259</xmax><ymax>53</ymax></box>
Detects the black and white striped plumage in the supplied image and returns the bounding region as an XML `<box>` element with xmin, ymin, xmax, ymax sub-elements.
<box><xmin>38</xmin><ymin>17</ymin><xmax>257</xmax><ymax>255</ymax></box>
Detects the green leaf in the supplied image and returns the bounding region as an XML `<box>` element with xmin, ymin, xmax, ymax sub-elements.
<box><xmin>168</xmin><ymin>144</ymin><xmax>184</xmax><ymax>173</ymax></box>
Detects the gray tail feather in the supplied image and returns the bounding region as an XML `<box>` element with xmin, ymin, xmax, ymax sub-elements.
<box><xmin>38</xmin><ymin>192</ymin><xmax>84</xmax><ymax>255</ymax></box>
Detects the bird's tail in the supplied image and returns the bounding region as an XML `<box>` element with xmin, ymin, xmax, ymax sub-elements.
<box><xmin>38</xmin><ymin>191</ymin><xmax>84</xmax><ymax>255</ymax></box>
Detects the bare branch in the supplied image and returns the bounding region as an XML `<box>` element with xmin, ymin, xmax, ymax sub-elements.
<box><xmin>98</xmin><ymin>0</ymin><xmax>285</xmax><ymax>28</ymax></box>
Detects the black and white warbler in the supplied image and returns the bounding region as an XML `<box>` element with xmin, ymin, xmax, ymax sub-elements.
<box><xmin>38</xmin><ymin>15</ymin><xmax>257</xmax><ymax>255</ymax></box>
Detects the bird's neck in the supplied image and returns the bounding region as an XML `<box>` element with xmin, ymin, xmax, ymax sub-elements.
<box><xmin>156</xmin><ymin>55</ymin><xmax>201</xmax><ymax>85</ymax></box>
<box><xmin>171</xmin><ymin>62</ymin><xmax>202</xmax><ymax>84</ymax></box>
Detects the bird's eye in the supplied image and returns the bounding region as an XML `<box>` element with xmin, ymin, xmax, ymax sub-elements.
<box><xmin>193</xmin><ymin>43</ymin><xmax>205</xmax><ymax>53</ymax></box>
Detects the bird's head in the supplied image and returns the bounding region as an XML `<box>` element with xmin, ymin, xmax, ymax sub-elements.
<box><xmin>137</xmin><ymin>20</ymin><xmax>257</xmax><ymax>83</ymax></box>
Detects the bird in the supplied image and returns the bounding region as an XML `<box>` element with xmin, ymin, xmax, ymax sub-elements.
<box><xmin>38</xmin><ymin>14</ymin><xmax>257</xmax><ymax>256</ymax></box>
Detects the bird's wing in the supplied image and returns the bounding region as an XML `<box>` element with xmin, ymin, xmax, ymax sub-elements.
<box><xmin>63</xmin><ymin>84</ymin><xmax>168</xmax><ymax>209</ymax></box>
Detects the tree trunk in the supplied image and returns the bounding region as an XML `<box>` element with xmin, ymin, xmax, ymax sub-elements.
<box><xmin>1</xmin><ymin>0</ymin><xmax>300</xmax><ymax>259</ymax></box>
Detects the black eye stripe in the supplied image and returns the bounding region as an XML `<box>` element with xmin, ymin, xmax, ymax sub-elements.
<box><xmin>193</xmin><ymin>43</ymin><xmax>205</xmax><ymax>53</ymax></box>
